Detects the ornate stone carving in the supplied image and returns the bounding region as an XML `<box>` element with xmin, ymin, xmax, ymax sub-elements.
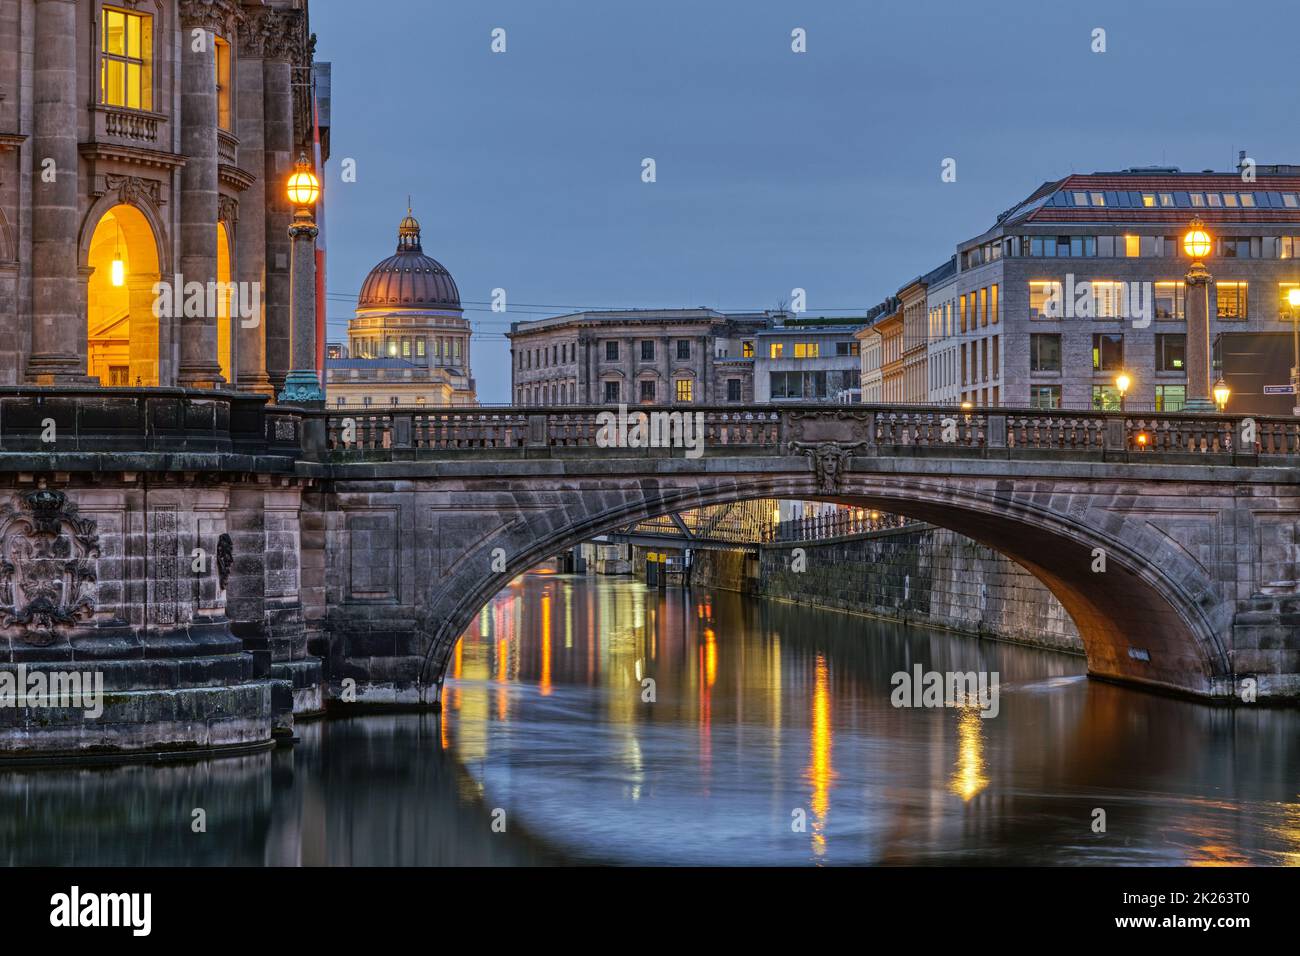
<box><xmin>789</xmin><ymin>441</ymin><xmax>868</xmax><ymax>494</ymax></box>
<box><xmin>178</xmin><ymin>0</ymin><xmax>244</xmax><ymax>36</ymax></box>
<box><xmin>217</xmin><ymin>194</ymin><xmax>239</xmax><ymax>224</ymax></box>
<box><xmin>785</xmin><ymin>408</ymin><xmax>874</xmax><ymax>447</ymax></box>
<box><xmin>216</xmin><ymin>533</ymin><xmax>233</xmax><ymax>591</ymax></box>
<box><xmin>0</xmin><ymin>491</ymin><xmax>100</xmax><ymax>645</ymax></box>
<box><xmin>104</xmin><ymin>174</ymin><xmax>162</xmax><ymax>208</ymax></box>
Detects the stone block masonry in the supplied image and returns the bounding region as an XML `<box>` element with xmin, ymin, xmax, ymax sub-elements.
<box><xmin>748</xmin><ymin>526</ymin><xmax>1083</xmax><ymax>654</ymax></box>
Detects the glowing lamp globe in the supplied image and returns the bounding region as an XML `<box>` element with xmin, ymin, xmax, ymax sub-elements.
<box><xmin>1183</xmin><ymin>219</ymin><xmax>1212</xmax><ymax>260</ymax></box>
<box><xmin>110</xmin><ymin>255</ymin><xmax>126</xmax><ymax>288</ymax></box>
<box><xmin>1213</xmin><ymin>378</ymin><xmax>1231</xmax><ymax>411</ymax></box>
<box><xmin>1289</xmin><ymin>288</ymin><xmax>1300</xmax><ymax>309</ymax></box>
<box><xmin>1115</xmin><ymin>372</ymin><xmax>1132</xmax><ymax>396</ymax></box>
<box><xmin>286</xmin><ymin>155</ymin><xmax>320</xmax><ymax>208</ymax></box>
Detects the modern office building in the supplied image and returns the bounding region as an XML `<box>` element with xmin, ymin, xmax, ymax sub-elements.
<box><xmin>326</xmin><ymin>210</ymin><xmax>476</xmax><ymax>408</ymax></box>
<box><xmin>925</xmin><ymin>258</ymin><xmax>961</xmax><ymax>404</ymax></box>
<box><xmin>946</xmin><ymin>162</ymin><xmax>1300</xmax><ymax>414</ymax></box>
<box><xmin>753</xmin><ymin>317</ymin><xmax>865</xmax><ymax>403</ymax></box>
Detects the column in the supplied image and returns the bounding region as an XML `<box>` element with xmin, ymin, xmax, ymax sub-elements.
<box><xmin>177</xmin><ymin>6</ymin><xmax>224</xmax><ymax>387</ymax></box>
<box><xmin>235</xmin><ymin>19</ymin><xmax>273</xmax><ymax>395</ymax></box>
<box><xmin>277</xmin><ymin>212</ymin><xmax>320</xmax><ymax>402</ymax></box>
<box><xmin>262</xmin><ymin>54</ymin><xmax>294</xmax><ymax>393</ymax></box>
<box><xmin>1184</xmin><ymin>261</ymin><xmax>1213</xmax><ymax>412</ymax></box>
<box><xmin>28</xmin><ymin>0</ymin><xmax>83</xmax><ymax>383</ymax></box>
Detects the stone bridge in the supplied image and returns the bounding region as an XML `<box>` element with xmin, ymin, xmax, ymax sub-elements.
<box><xmin>0</xmin><ymin>393</ymin><xmax>1297</xmax><ymax>759</ymax></box>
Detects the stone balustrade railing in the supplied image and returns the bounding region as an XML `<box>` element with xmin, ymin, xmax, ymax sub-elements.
<box><xmin>770</xmin><ymin>510</ymin><xmax>919</xmax><ymax>543</ymax></box>
<box><xmin>321</xmin><ymin>404</ymin><xmax>1300</xmax><ymax>462</ymax></box>
<box><xmin>0</xmin><ymin>388</ymin><xmax>306</xmax><ymax>460</ymax></box>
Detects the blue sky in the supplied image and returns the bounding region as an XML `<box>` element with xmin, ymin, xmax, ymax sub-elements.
<box><xmin>312</xmin><ymin>0</ymin><xmax>1300</xmax><ymax>403</ymax></box>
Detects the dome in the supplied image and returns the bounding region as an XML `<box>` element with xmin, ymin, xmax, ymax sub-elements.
<box><xmin>357</xmin><ymin>211</ymin><xmax>461</xmax><ymax>311</ymax></box>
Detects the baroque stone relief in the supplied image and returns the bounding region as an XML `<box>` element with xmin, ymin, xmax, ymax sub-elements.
<box><xmin>788</xmin><ymin>441</ymin><xmax>869</xmax><ymax>494</ymax></box>
<box><xmin>0</xmin><ymin>491</ymin><xmax>100</xmax><ymax>645</ymax></box>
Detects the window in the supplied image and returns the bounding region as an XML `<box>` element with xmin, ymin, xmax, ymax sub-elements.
<box><xmin>639</xmin><ymin>379</ymin><xmax>655</xmax><ymax>402</ymax></box>
<box><xmin>727</xmin><ymin>378</ymin><xmax>742</xmax><ymax>402</ymax></box>
<box><xmin>390</xmin><ymin>397</ymin><xmax>399</xmax><ymax>406</ymax></box>
<box><xmin>979</xmin><ymin>287</ymin><xmax>988</xmax><ymax>327</ymax></box>
<box><xmin>1092</xmin><ymin>333</ymin><xmax>1124</xmax><ymax>371</ymax></box>
<box><xmin>1091</xmin><ymin>385</ymin><xmax>1122</xmax><ymax>410</ymax></box>
<box><xmin>1090</xmin><ymin>192</ymin><xmax>1106</xmax><ymax>206</ymax></box>
<box><xmin>100</xmin><ymin>7</ymin><xmax>153</xmax><ymax>111</ymax></box>
<box><xmin>640</xmin><ymin>340</ymin><xmax>654</xmax><ymax>361</ymax></box>
<box><xmin>742</xmin><ymin>341</ymin><xmax>754</xmax><ymax>358</ymax></box>
<box><xmin>1030</xmin><ymin>334</ymin><xmax>1060</xmax><ymax>372</ymax></box>
<box><xmin>1155</xmin><ymin>385</ymin><xmax>1186</xmax><ymax>411</ymax></box>
<box><xmin>676</xmin><ymin>340</ymin><xmax>690</xmax><ymax>360</ymax></box>
<box><xmin>1029</xmin><ymin>281</ymin><xmax>1061</xmax><ymax>320</ymax></box>
<box><xmin>1156</xmin><ymin>333</ymin><xmax>1186</xmax><ymax>372</ymax></box>
<box><xmin>603</xmin><ymin>381</ymin><xmax>620</xmax><ymax>403</ymax></box>
<box><xmin>402</xmin><ymin>339</ymin><xmax>411</xmax><ymax>357</ymax></box>
<box><xmin>990</xmin><ymin>284</ymin><xmax>999</xmax><ymax>325</ymax></box>
<box><xmin>605</xmin><ymin>341</ymin><xmax>619</xmax><ymax>361</ymax></box>
<box><xmin>1030</xmin><ymin>385</ymin><xmax>1061</xmax><ymax>409</ymax></box>
<box><xmin>769</xmin><ymin>343</ymin><xmax>784</xmax><ymax>359</ymax></box>
<box><xmin>416</xmin><ymin>339</ymin><xmax>426</xmax><ymax>357</ymax></box>
<box><xmin>1141</xmin><ymin>194</ymin><xmax>1155</xmax><ymax>207</ymax></box>
<box><xmin>1154</xmin><ymin>281</ymin><xmax>1185</xmax><ymax>319</ymax></box>
<box><xmin>1124</xmin><ymin>235</ymin><xmax>1140</xmax><ymax>258</ymax></box>
<box><xmin>1216</xmin><ymin>282</ymin><xmax>1248</xmax><ymax>319</ymax></box>
<box><xmin>1280</xmin><ymin>283</ymin><xmax>1300</xmax><ymax>317</ymax></box>
<box><xmin>336</xmin><ymin>397</ymin><xmax>347</xmax><ymax>407</ymax></box>
<box><xmin>1093</xmin><ymin>281</ymin><xmax>1127</xmax><ymax>318</ymax></box>
<box><xmin>1220</xmin><ymin>237</ymin><xmax>1251</xmax><ymax>258</ymax></box>
<box><xmin>215</xmin><ymin>36</ymin><xmax>232</xmax><ymax>130</ymax></box>
<box><xmin>675</xmin><ymin>379</ymin><xmax>693</xmax><ymax>402</ymax></box>
<box><xmin>835</xmin><ymin>341</ymin><xmax>860</xmax><ymax>357</ymax></box>
<box><xmin>960</xmin><ymin>294</ymin><xmax>968</xmax><ymax>331</ymax></box>
<box><xmin>793</xmin><ymin>342</ymin><xmax>819</xmax><ymax>358</ymax></box>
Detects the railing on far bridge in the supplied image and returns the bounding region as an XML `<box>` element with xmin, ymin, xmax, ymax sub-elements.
<box><xmin>318</xmin><ymin>404</ymin><xmax>1300</xmax><ymax>462</ymax></box>
<box><xmin>769</xmin><ymin>510</ymin><xmax>921</xmax><ymax>544</ymax></box>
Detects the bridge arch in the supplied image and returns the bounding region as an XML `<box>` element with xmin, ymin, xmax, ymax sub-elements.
<box><xmin>418</xmin><ymin>472</ymin><xmax>1232</xmax><ymax>701</ymax></box>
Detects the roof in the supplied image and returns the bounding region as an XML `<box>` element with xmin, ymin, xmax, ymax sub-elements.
<box><xmin>357</xmin><ymin>213</ymin><xmax>461</xmax><ymax>311</ymax></box>
<box><xmin>993</xmin><ymin>169</ymin><xmax>1300</xmax><ymax>229</ymax></box>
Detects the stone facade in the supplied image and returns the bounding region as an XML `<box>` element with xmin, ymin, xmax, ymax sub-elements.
<box><xmin>508</xmin><ymin>308</ymin><xmax>770</xmax><ymax>406</ymax></box>
<box><xmin>0</xmin><ymin>0</ymin><xmax>325</xmax><ymax>393</ymax></box>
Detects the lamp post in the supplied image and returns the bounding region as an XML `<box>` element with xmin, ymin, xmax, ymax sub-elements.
<box><xmin>1114</xmin><ymin>371</ymin><xmax>1131</xmax><ymax>411</ymax></box>
<box><xmin>1289</xmin><ymin>287</ymin><xmax>1300</xmax><ymax>416</ymax></box>
<box><xmin>278</xmin><ymin>153</ymin><xmax>324</xmax><ymax>404</ymax></box>
<box><xmin>1182</xmin><ymin>218</ymin><xmax>1215</xmax><ymax>412</ymax></box>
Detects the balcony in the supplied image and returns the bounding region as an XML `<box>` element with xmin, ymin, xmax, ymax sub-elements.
<box><xmin>95</xmin><ymin>105</ymin><xmax>165</xmax><ymax>146</ymax></box>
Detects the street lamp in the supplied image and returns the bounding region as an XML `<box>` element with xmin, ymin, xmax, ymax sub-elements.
<box><xmin>1289</xmin><ymin>287</ymin><xmax>1300</xmax><ymax>416</ymax></box>
<box><xmin>1182</xmin><ymin>217</ymin><xmax>1215</xmax><ymax>412</ymax></box>
<box><xmin>278</xmin><ymin>153</ymin><xmax>325</xmax><ymax>404</ymax></box>
<box><xmin>1213</xmin><ymin>378</ymin><xmax>1231</xmax><ymax>412</ymax></box>
<box><xmin>1114</xmin><ymin>371</ymin><xmax>1131</xmax><ymax>410</ymax></box>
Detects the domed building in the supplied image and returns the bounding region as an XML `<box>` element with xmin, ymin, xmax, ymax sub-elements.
<box><xmin>325</xmin><ymin>210</ymin><xmax>477</xmax><ymax>407</ymax></box>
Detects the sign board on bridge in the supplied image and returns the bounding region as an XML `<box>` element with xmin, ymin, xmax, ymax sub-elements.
<box><xmin>1263</xmin><ymin>385</ymin><xmax>1297</xmax><ymax>395</ymax></box>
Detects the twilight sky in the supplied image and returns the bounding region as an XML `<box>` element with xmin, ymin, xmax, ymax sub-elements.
<box><xmin>311</xmin><ymin>0</ymin><xmax>1300</xmax><ymax>404</ymax></box>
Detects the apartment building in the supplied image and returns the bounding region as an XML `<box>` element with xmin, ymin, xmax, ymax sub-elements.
<box><xmin>753</xmin><ymin>318</ymin><xmax>865</xmax><ymax>402</ymax></box>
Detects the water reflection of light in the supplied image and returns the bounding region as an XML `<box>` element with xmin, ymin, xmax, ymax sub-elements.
<box><xmin>704</xmin><ymin>627</ymin><xmax>717</xmax><ymax>688</ymax></box>
<box><xmin>949</xmin><ymin>705</ymin><xmax>989</xmax><ymax>801</ymax></box>
<box><xmin>540</xmin><ymin>593</ymin><xmax>552</xmax><ymax>696</ymax></box>
<box><xmin>808</xmin><ymin>654</ymin><xmax>833</xmax><ymax>859</ymax></box>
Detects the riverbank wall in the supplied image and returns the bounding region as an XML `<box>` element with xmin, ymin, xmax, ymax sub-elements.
<box><xmin>689</xmin><ymin>526</ymin><xmax>1083</xmax><ymax>654</ymax></box>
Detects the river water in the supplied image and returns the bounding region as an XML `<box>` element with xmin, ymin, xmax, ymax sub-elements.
<box><xmin>4</xmin><ymin>574</ymin><xmax>1297</xmax><ymax>866</ymax></box>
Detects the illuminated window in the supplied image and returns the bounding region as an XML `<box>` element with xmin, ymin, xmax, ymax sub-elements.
<box><xmin>1190</xmin><ymin>193</ymin><xmax>1205</xmax><ymax>207</ymax></box>
<box><xmin>1222</xmin><ymin>193</ymin><xmax>1238</xmax><ymax>208</ymax></box>
<box><xmin>1091</xmin><ymin>333</ymin><xmax>1124</xmax><ymax>371</ymax></box>
<box><xmin>1159</xmin><ymin>193</ymin><xmax>1174</xmax><ymax>207</ymax></box>
<box><xmin>793</xmin><ymin>342</ymin><xmax>819</xmax><ymax>358</ymax></box>
<box><xmin>1154</xmin><ymin>281</ymin><xmax>1185</xmax><ymax>319</ymax></box>
<box><xmin>1091</xmin><ymin>385</ymin><xmax>1121</xmax><ymax>410</ymax></box>
<box><xmin>215</xmin><ymin>36</ymin><xmax>232</xmax><ymax>130</ymax></box>
<box><xmin>1206</xmin><ymin>193</ymin><xmax>1222</xmax><ymax>207</ymax></box>
<box><xmin>100</xmin><ymin>7</ymin><xmax>153</xmax><ymax>111</ymax></box>
<box><xmin>742</xmin><ymin>341</ymin><xmax>754</xmax><ymax>358</ymax></box>
<box><xmin>675</xmin><ymin>379</ymin><xmax>693</xmax><ymax>402</ymax></box>
<box><xmin>979</xmin><ymin>287</ymin><xmax>988</xmax><ymax>327</ymax></box>
<box><xmin>1141</xmin><ymin>194</ymin><xmax>1156</xmax><ymax>207</ymax></box>
<box><xmin>402</xmin><ymin>339</ymin><xmax>411</xmax><ymax>357</ymax></box>
<box><xmin>416</xmin><ymin>339</ymin><xmax>425</xmax><ymax>357</ymax></box>
<box><xmin>990</xmin><ymin>284</ymin><xmax>999</xmax><ymax>324</ymax></box>
<box><xmin>1155</xmin><ymin>385</ymin><xmax>1185</xmax><ymax>411</ymax></box>
<box><xmin>1240</xmin><ymin>193</ymin><xmax>1255</xmax><ymax>208</ymax></box>
<box><xmin>1029</xmin><ymin>281</ymin><xmax>1061</xmax><ymax>320</ymax></box>
<box><xmin>1279</xmin><ymin>283</ymin><xmax>1300</xmax><ymax>317</ymax></box>
<box><xmin>1093</xmin><ymin>281</ymin><xmax>1127</xmax><ymax>318</ymax></box>
<box><xmin>1124</xmin><ymin>235</ymin><xmax>1140</xmax><ymax>258</ymax></box>
<box><xmin>769</xmin><ymin>343</ymin><xmax>784</xmax><ymax>358</ymax></box>
<box><xmin>960</xmin><ymin>294</ymin><xmax>968</xmax><ymax>331</ymax></box>
<box><xmin>1090</xmin><ymin>192</ymin><xmax>1106</xmax><ymax>206</ymax></box>
<box><xmin>1216</xmin><ymin>282</ymin><xmax>1248</xmax><ymax>319</ymax></box>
